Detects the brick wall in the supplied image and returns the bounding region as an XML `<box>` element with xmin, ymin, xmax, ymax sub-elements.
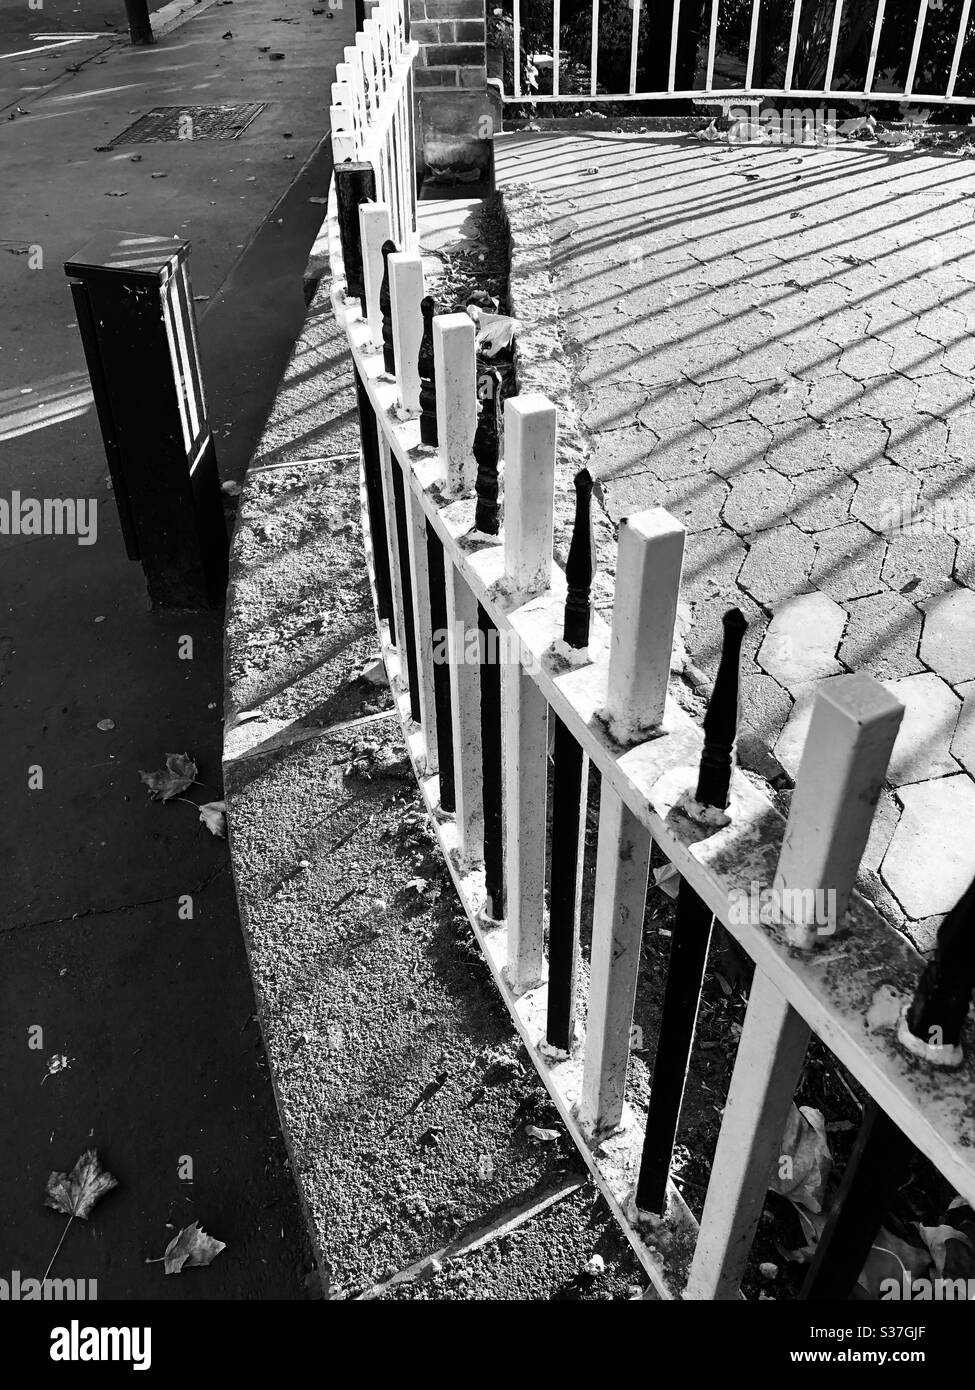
<box><xmin>409</xmin><ymin>0</ymin><xmax>487</xmax><ymax>92</ymax></box>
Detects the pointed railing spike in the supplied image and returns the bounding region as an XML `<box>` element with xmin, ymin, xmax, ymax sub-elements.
<box><xmin>563</xmin><ymin>468</ymin><xmax>596</xmax><ymax>649</ymax></box>
<box><xmin>418</xmin><ymin>294</ymin><xmax>438</xmax><ymax>447</ymax></box>
<box><xmin>379</xmin><ymin>237</ymin><xmax>397</xmax><ymax>375</ymax></box>
<box><xmin>695</xmin><ymin>607</ymin><xmax>748</xmax><ymax>810</ymax></box>
<box><xmin>899</xmin><ymin>873</ymin><xmax>975</xmax><ymax>1068</ymax></box>
<box><xmin>473</xmin><ymin>367</ymin><xmax>501</xmax><ymax>535</ymax></box>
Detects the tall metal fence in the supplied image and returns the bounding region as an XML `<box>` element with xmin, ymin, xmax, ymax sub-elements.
<box><xmin>496</xmin><ymin>0</ymin><xmax>975</xmax><ymax>107</ymax></box>
<box><xmin>326</xmin><ymin>0</ymin><xmax>975</xmax><ymax>1300</ymax></box>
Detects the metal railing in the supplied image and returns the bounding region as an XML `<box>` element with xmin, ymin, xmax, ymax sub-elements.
<box><xmin>501</xmin><ymin>0</ymin><xmax>975</xmax><ymax>107</ymax></box>
<box><xmin>325</xmin><ymin>186</ymin><xmax>975</xmax><ymax>1303</ymax></box>
<box><xmin>330</xmin><ymin>0</ymin><xmax>418</xmax><ymax>253</ymax></box>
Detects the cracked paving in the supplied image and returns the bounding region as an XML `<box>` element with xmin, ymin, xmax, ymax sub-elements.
<box><xmin>498</xmin><ymin>132</ymin><xmax>975</xmax><ymax>948</ymax></box>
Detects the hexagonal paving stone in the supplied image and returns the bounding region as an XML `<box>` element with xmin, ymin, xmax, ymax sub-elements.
<box><xmin>920</xmin><ymin>586</ymin><xmax>975</xmax><ymax>683</ymax></box>
<box><xmin>722</xmin><ymin>468</ymin><xmax>790</xmax><ymax>536</ymax></box>
<box><xmin>789</xmin><ymin>467</ymin><xmax>856</xmax><ymax>533</ymax></box>
<box><xmin>837</xmin><ymin>338</ymin><xmax>895</xmax><ymax>382</ymax></box>
<box><xmin>804</xmin><ymin>372</ymin><xmax>864</xmax><ymax>422</ymax></box>
<box><xmin>849</xmin><ymin>460</ymin><xmax>920</xmax><ymax>533</ymax></box>
<box><xmin>881</xmin><ymin>528</ymin><xmax>957</xmax><ymax>602</ymax></box>
<box><xmin>919</xmin><ymin>460</ymin><xmax>975</xmax><ymax>535</ymax></box>
<box><xmin>810</xmin><ymin>522</ymin><xmax>886</xmax><ymax>601</ymax></box>
<box><xmin>765</xmin><ymin>419</ymin><xmax>830</xmax><ymax>477</ymax></box>
<box><xmin>686</xmin><ymin>591</ymin><xmax>765</xmax><ymax>675</ymax></box>
<box><xmin>885</xmin><ymin>413</ymin><xmax>951</xmax><ymax>471</ymax></box>
<box><xmin>735</xmin><ymin>341</ymin><xmax>795</xmax><ymax>385</ymax></box>
<box><xmin>838</xmin><ymin>591</ymin><xmax>924</xmax><ymax>679</ymax></box>
<box><xmin>647</xmin><ymin>423</ymin><xmax>716</xmax><ymax>481</ymax></box>
<box><xmin>947</xmin><ymin>410</ymin><xmax>975</xmax><ymax>461</ymax></box>
<box><xmin>914</xmin><ymin>372</ymin><xmax>974</xmax><ymax>419</ymax></box>
<box><xmin>590</xmin><ymin>427</ymin><xmax>656</xmax><ymax>478</ymax></box>
<box><xmin>698</xmin><ymin>378</ymin><xmax>756</xmax><ymax>426</ymax></box>
<box><xmin>860</xmin><ymin>788</ymin><xmax>899</xmax><ymax>875</ymax></box>
<box><xmin>882</xmin><ymin>775</ymin><xmax>975</xmax><ymax>917</ymax></box>
<box><xmin>582</xmin><ymin>383</ymin><xmax>648</xmax><ymax>433</ymax></box>
<box><xmin>786</xmin><ymin>339</ymin><xmax>841</xmax><ymax>382</ymax></box>
<box><xmin>940</xmin><ymin>338</ymin><xmax>975</xmax><ymax>377</ymax></box>
<box><xmin>740</xmin><ymin>669</ymin><xmax>794</xmax><ymax>747</ymax></box>
<box><xmin>680</xmin><ymin>340</ymin><xmax>742</xmax><ymax>385</ymax></box>
<box><xmin>738</xmin><ymin>524</ymin><xmax>817</xmax><ymax>605</ymax></box>
<box><xmin>748</xmin><ymin>377</ymin><xmax>808</xmax><ymax>426</ymax></box>
<box><xmin>950</xmin><ymin>679</ymin><xmax>975</xmax><ymax>774</ymax></box>
<box><xmin>823</xmin><ymin>417</ymin><xmax>888</xmax><ymax>471</ymax></box>
<box><xmin>705</xmin><ymin>420</ymin><xmax>772</xmax><ymax>478</ymax></box>
<box><xmin>918</xmin><ymin>304</ymin><xmax>968</xmax><ymax>346</ymax></box>
<box><xmin>857</xmin><ymin>375</ymin><xmax>916</xmax><ymax>423</ymax></box>
<box><xmin>757</xmin><ymin>592</ymin><xmax>846</xmax><ymax>691</ymax></box>
<box><xmin>680</xmin><ymin>525</ymin><xmax>748</xmax><ymax>601</ymax></box>
<box><xmin>878</xmin><ymin>673</ymin><xmax>961</xmax><ymax>785</ymax></box>
<box><xmin>637</xmin><ymin>382</ymin><xmax>703</xmax><ymax>435</ymax></box>
<box><xmin>647</xmin><ymin>472</ymin><xmax>730</xmax><ymax>533</ymax></box>
<box><xmin>772</xmin><ymin>675</ymin><xmax>846</xmax><ymax>778</ymax></box>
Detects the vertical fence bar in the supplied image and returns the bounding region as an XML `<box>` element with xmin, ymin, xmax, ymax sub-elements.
<box><xmin>783</xmin><ymin>0</ymin><xmax>802</xmax><ymax>92</ymax></box>
<box><xmin>864</xmin><ymin>0</ymin><xmax>887</xmax><ymax>93</ymax></box>
<box><xmin>667</xmin><ymin>0</ymin><xmax>681</xmax><ymax>92</ymax></box>
<box><xmin>334</xmin><ymin>162</ymin><xmax>376</xmax><ymax>302</ymax></box>
<box><xmin>479</xmin><ymin>603</ymin><xmax>505</xmax><ymax>920</ymax></box>
<box><xmin>546</xmin><ymin>470</ymin><xmax>596</xmax><ymax>1052</ymax></box>
<box><xmin>503</xmin><ymin>394</ymin><xmax>557</xmax><ymax>597</ymax></box>
<box><xmin>775</xmin><ymin>674</ymin><xmax>902</xmax><ymax>951</ymax></box>
<box><xmin>433</xmin><ymin>312</ymin><xmax>477</xmax><ymax>494</ymax></box>
<box><xmin>904</xmin><ymin>0</ymin><xmax>929</xmax><ymax>97</ymax></box>
<box><xmin>405</xmin><ymin>488</ymin><xmax>440</xmax><ymax>764</ymax></box>
<box><xmin>503</xmin><ymin>655</ymin><xmax>549</xmax><ymax>994</ymax></box>
<box><xmin>744</xmin><ymin>0</ymin><xmax>760</xmax><ymax>87</ymax></box>
<box><xmin>446</xmin><ymin>566</ymin><xmax>484</xmax><ymax>866</ymax></box>
<box><xmin>389</xmin><ymin>251</ymin><xmax>424</xmax><ymax>416</ymax></box>
<box><xmin>704</xmin><ymin>0</ymin><xmax>719</xmax><ymax>91</ymax></box>
<box><xmin>513</xmin><ymin>0</ymin><xmax>522</xmax><ymax>98</ymax></box>
<box><xmin>604</xmin><ymin>508</ymin><xmax>685</xmax><ymax>743</ymax></box>
<box><xmin>947</xmin><ymin>0</ymin><xmax>973</xmax><ymax>97</ymax></box>
<box><xmin>636</xmin><ymin>609</ymin><xmax>747</xmax><ymax>1215</ymax></box>
<box><xmin>823</xmin><ymin>0</ymin><xmax>845</xmax><ymax>93</ymax></box>
<box><xmin>685</xmin><ymin>970</ymin><xmax>811</xmax><ymax>1299</ymax></box>
<box><xmin>590</xmin><ymin>0</ymin><xmax>599</xmax><ymax>96</ymax></box>
<box><xmin>552</xmin><ymin>0</ymin><xmax>561</xmax><ymax>97</ymax></box>
<box><xmin>355</xmin><ymin>365</ymin><xmax>394</xmax><ymax>635</ymax></box>
<box><xmin>801</xmin><ymin>1102</ymin><xmax>914</xmax><ymax>1300</ymax></box>
<box><xmin>426</xmin><ymin>524</ymin><xmax>456</xmax><ymax>809</ymax></box>
<box><xmin>578</xmin><ymin>790</ymin><xmax>652</xmax><ymax>1134</ymax></box>
<box><xmin>628</xmin><ymin>0</ymin><xmax>641</xmax><ymax>94</ymax></box>
<box><xmin>474</xmin><ymin>367</ymin><xmax>502</xmax><ymax>535</ymax></box>
<box><xmin>387</xmin><ymin>444</ymin><xmax>421</xmax><ymax>724</ymax></box>
<box><xmin>376</xmin><ymin>433</ymin><xmax>409</xmax><ymax>688</ymax></box>
<box><xmin>359</xmin><ymin>202</ymin><xmax>392</xmax><ymax>348</ymax></box>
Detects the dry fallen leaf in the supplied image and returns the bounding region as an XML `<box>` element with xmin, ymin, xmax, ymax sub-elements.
<box><xmin>139</xmin><ymin>752</ymin><xmax>198</xmax><ymax>801</ymax></box>
<box><xmin>769</xmin><ymin>1104</ymin><xmax>832</xmax><ymax>1213</ymax></box>
<box><xmin>46</xmin><ymin>1149</ymin><xmax>118</xmax><ymax>1220</ymax></box>
<box><xmin>198</xmin><ymin>800</ymin><xmax>227</xmax><ymax>838</ymax></box>
<box><xmin>157</xmin><ymin>1221</ymin><xmax>226</xmax><ymax>1274</ymax></box>
<box><xmin>525</xmin><ymin>1124</ymin><xmax>560</xmax><ymax>1142</ymax></box>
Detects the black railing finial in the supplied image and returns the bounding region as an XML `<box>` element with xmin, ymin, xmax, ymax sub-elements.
<box><xmin>563</xmin><ymin>468</ymin><xmax>596</xmax><ymax>649</ymax></box>
<box><xmin>418</xmin><ymin>294</ymin><xmax>438</xmax><ymax>447</ymax></box>
<box><xmin>695</xmin><ymin>607</ymin><xmax>747</xmax><ymax>811</ymax></box>
<box><xmin>473</xmin><ymin>367</ymin><xmax>501</xmax><ymax>535</ymax></box>
<box><xmin>900</xmin><ymin>873</ymin><xmax>975</xmax><ymax>1067</ymax></box>
<box><xmin>379</xmin><ymin>237</ymin><xmax>397</xmax><ymax>376</ymax></box>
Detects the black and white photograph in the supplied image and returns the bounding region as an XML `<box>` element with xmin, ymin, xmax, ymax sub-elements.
<box><xmin>2</xmin><ymin>0</ymin><xmax>974</xmax><ymax>1362</ymax></box>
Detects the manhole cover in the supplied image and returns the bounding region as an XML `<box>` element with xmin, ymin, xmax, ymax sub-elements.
<box><xmin>107</xmin><ymin>103</ymin><xmax>267</xmax><ymax>147</ymax></box>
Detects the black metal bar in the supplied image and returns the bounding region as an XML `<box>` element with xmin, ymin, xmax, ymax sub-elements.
<box><xmin>65</xmin><ymin>233</ymin><xmax>228</xmax><ymax>609</ymax></box>
<box><xmin>563</xmin><ymin>468</ymin><xmax>596</xmax><ymax>649</ymax></box>
<box><xmin>354</xmin><ymin>365</ymin><xmax>394</xmax><ymax>639</ymax></box>
<box><xmin>334</xmin><ymin>162</ymin><xmax>376</xmax><ymax>303</ymax></box>
<box><xmin>418</xmin><ymin>295</ymin><xmax>438</xmax><ymax>448</ymax></box>
<box><xmin>901</xmin><ymin>872</ymin><xmax>975</xmax><ymax>1062</ymax></box>
<box><xmin>547</xmin><ymin>717</ymin><xmax>586</xmax><ymax>1051</ymax></box>
<box><xmin>636</xmin><ymin>608</ymin><xmax>748</xmax><ymax>1213</ymax></box>
<box><xmin>473</xmin><ymin>367</ymin><xmax>501</xmax><ymax>535</ymax></box>
<box><xmin>478</xmin><ymin>602</ymin><xmax>504</xmax><ymax>920</ymax></box>
<box><xmin>379</xmin><ymin>238</ymin><xmax>397</xmax><ymax>376</ymax></box>
<box><xmin>391</xmin><ymin>459</ymin><xmax>420</xmax><ymax>724</ymax></box>
<box><xmin>427</xmin><ymin>525</ymin><xmax>456</xmax><ymax>815</ymax></box>
<box><xmin>801</xmin><ymin>1101</ymin><xmax>914</xmax><ymax>1301</ymax></box>
<box><xmin>354</xmin><ymin>0</ymin><xmax>367</xmax><ymax>30</ymax></box>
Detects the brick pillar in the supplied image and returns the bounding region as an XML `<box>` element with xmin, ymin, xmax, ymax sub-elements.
<box><xmin>409</xmin><ymin>0</ymin><xmax>500</xmax><ymax>184</ymax></box>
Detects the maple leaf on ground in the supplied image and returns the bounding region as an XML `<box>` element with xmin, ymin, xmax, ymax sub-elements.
<box><xmin>139</xmin><ymin>753</ymin><xmax>198</xmax><ymax>802</ymax></box>
<box><xmin>198</xmin><ymin>801</ymin><xmax>227</xmax><ymax>838</ymax></box>
<box><xmin>155</xmin><ymin>1221</ymin><xmax>226</xmax><ymax>1274</ymax></box>
<box><xmin>45</xmin><ymin>1149</ymin><xmax>118</xmax><ymax>1220</ymax></box>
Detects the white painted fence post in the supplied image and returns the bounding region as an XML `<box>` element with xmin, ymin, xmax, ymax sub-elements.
<box><xmin>604</xmin><ymin>508</ymin><xmax>686</xmax><ymax>743</ymax></box>
<box><xmin>775</xmin><ymin>673</ymin><xmax>903</xmax><ymax>949</ymax></box>
<box><xmin>503</xmin><ymin>394</ymin><xmax>557</xmax><ymax>597</ymax></box>
<box><xmin>445</xmin><ymin>565</ymin><xmax>484</xmax><ymax>866</ymax></box>
<box><xmin>578</xmin><ymin>788</ymin><xmax>652</xmax><ymax>1135</ymax></box>
<box><xmin>502</xmin><ymin>656</ymin><xmax>548</xmax><ymax>994</ymax></box>
<box><xmin>433</xmin><ymin>313</ymin><xmax>477</xmax><ymax>494</ymax></box>
<box><xmin>389</xmin><ymin>251</ymin><xmax>423</xmax><ymax>417</ymax></box>
<box><xmin>358</xmin><ymin>202</ymin><xmax>391</xmax><ymax>348</ymax></box>
<box><xmin>685</xmin><ymin>968</ymin><xmax>811</xmax><ymax>1300</ymax></box>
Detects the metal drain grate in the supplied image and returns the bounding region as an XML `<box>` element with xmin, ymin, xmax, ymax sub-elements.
<box><xmin>107</xmin><ymin>103</ymin><xmax>267</xmax><ymax>147</ymax></box>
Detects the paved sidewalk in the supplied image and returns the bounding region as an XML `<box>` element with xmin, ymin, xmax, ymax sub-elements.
<box><xmin>0</xmin><ymin>0</ymin><xmax>352</xmax><ymax>1297</ymax></box>
<box><xmin>497</xmin><ymin>131</ymin><xmax>975</xmax><ymax>952</ymax></box>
